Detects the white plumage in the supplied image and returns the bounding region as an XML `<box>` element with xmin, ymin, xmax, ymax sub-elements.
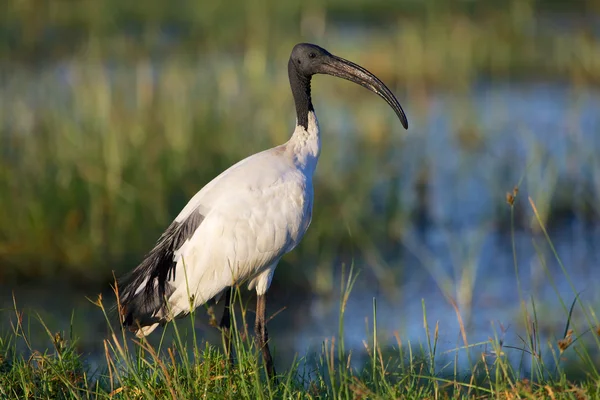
<box><xmin>118</xmin><ymin>43</ymin><xmax>407</xmax><ymax>376</ymax></box>
<box><xmin>132</xmin><ymin>112</ymin><xmax>320</xmax><ymax>336</ymax></box>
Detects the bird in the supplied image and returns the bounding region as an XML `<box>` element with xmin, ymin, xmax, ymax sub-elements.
<box><xmin>118</xmin><ymin>42</ymin><xmax>408</xmax><ymax>378</ymax></box>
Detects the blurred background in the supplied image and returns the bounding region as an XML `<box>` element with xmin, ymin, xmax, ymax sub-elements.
<box><xmin>1</xmin><ymin>0</ymin><xmax>599</xmax><ymax>372</ymax></box>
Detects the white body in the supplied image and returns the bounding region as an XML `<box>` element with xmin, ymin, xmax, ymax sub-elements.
<box><xmin>136</xmin><ymin>112</ymin><xmax>321</xmax><ymax>336</ymax></box>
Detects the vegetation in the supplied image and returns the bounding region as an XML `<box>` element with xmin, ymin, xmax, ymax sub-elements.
<box><xmin>1</xmin><ymin>2</ymin><xmax>599</xmax><ymax>397</ymax></box>
<box><xmin>1</xmin><ymin>203</ymin><xmax>600</xmax><ymax>399</ymax></box>
<box><xmin>1</xmin><ymin>0</ymin><xmax>599</xmax><ymax>286</ymax></box>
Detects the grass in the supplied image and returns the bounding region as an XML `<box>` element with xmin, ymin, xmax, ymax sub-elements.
<box><xmin>1</xmin><ymin>200</ymin><xmax>600</xmax><ymax>399</ymax></box>
<box><xmin>1</xmin><ymin>3</ymin><xmax>600</xmax><ymax>396</ymax></box>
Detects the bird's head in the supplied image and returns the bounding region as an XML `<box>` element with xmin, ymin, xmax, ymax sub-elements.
<box><xmin>289</xmin><ymin>43</ymin><xmax>333</xmax><ymax>76</ymax></box>
<box><xmin>289</xmin><ymin>43</ymin><xmax>408</xmax><ymax>130</ymax></box>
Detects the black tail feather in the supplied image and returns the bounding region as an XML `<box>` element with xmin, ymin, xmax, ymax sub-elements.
<box><xmin>117</xmin><ymin>210</ymin><xmax>204</xmax><ymax>331</ymax></box>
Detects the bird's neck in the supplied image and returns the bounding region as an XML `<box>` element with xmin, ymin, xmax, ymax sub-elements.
<box><xmin>288</xmin><ymin>61</ymin><xmax>320</xmax><ymax>174</ymax></box>
<box><xmin>288</xmin><ymin>59</ymin><xmax>314</xmax><ymax>130</ymax></box>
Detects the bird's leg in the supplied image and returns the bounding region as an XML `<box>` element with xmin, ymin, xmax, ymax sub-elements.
<box><xmin>219</xmin><ymin>287</ymin><xmax>234</xmax><ymax>366</ymax></box>
<box><xmin>255</xmin><ymin>294</ymin><xmax>276</xmax><ymax>378</ymax></box>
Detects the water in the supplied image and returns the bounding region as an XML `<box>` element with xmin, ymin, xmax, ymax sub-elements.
<box><xmin>3</xmin><ymin>219</ymin><xmax>599</xmax><ymax>373</ymax></box>
<box><xmin>1</xmin><ymin>61</ymin><xmax>600</xmax><ymax>374</ymax></box>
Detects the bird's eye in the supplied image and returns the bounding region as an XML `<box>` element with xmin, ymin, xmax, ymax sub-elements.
<box><xmin>309</xmin><ymin>52</ymin><xmax>316</xmax><ymax>59</ymax></box>
<box><xmin>297</xmin><ymin>59</ymin><xmax>301</xmax><ymax>64</ymax></box>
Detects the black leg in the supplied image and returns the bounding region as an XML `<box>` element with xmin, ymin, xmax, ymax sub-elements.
<box><xmin>219</xmin><ymin>287</ymin><xmax>234</xmax><ymax>366</ymax></box>
<box><xmin>255</xmin><ymin>293</ymin><xmax>276</xmax><ymax>378</ymax></box>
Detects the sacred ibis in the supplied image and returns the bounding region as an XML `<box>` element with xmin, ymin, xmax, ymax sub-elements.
<box><xmin>118</xmin><ymin>43</ymin><xmax>408</xmax><ymax>377</ymax></box>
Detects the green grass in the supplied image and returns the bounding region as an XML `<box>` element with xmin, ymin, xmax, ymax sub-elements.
<box><xmin>1</xmin><ymin>3</ymin><xmax>600</xmax><ymax>396</ymax></box>
<box><xmin>1</xmin><ymin>207</ymin><xmax>600</xmax><ymax>399</ymax></box>
<box><xmin>1</xmin><ymin>290</ymin><xmax>598</xmax><ymax>399</ymax></box>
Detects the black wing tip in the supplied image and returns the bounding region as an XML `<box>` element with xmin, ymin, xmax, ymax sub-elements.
<box><xmin>115</xmin><ymin>208</ymin><xmax>205</xmax><ymax>333</ymax></box>
<box><xmin>118</xmin><ymin>267</ymin><xmax>176</xmax><ymax>332</ymax></box>
<box><xmin>120</xmin><ymin>296</ymin><xmax>163</xmax><ymax>330</ymax></box>
<box><xmin>117</xmin><ymin>277</ymin><xmax>156</xmax><ymax>328</ymax></box>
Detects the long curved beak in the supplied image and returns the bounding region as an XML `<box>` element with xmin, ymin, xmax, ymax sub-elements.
<box><xmin>318</xmin><ymin>55</ymin><xmax>408</xmax><ymax>130</ymax></box>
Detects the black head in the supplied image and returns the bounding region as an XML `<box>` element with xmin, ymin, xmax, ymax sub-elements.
<box><xmin>288</xmin><ymin>43</ymin><xmax>408</xmax><ymax>129</ymax></box>
<box><xmin>289</xmin><ymin>43</ymin><xmax>333</xmax><ymax>77</ymax></box>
